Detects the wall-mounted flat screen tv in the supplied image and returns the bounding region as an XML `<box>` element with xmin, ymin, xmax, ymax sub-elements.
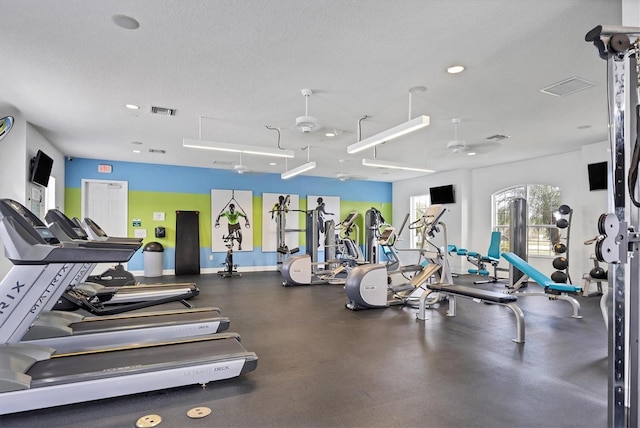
<box><xmin>429</xmin><ymin>184</ymin><xmax>455</xmax><ymax>204</ymax></box>
<box><xmin>587</xmin><ymin>161</ymin><xmax>607</xmax><ymax>191</ymax></box>
<box><xmin>30</xmin><ymin>150</ymin><xmax>54</xmax><ymax>187</ymax></box>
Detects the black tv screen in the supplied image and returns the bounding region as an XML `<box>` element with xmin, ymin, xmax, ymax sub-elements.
<box><xmin>429</xmin><ymin>184</ymin><xmax>455</xmax><ymax>204</ymax></box>
<box><xmin>588</xmin><ymin>161</ymin><xmax>607</xmax><ymax>191</ymax></box>
<box><xmin>30</xmin><ymin>150</ymin><xmax>53</xmax><ymax>187</ymax></box>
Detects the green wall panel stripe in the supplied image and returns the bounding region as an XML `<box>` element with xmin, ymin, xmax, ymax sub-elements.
<box><xmin>65</xmin><ymin>188</ymin><xmax>391</xmax><ymax>253</ymax></box>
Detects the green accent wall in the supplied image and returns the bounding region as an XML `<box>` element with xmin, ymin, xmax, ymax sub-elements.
<box><xmin>64</xmin><ymin>189</ymin><xmax>390</xmax><ymax>249</ymax></box>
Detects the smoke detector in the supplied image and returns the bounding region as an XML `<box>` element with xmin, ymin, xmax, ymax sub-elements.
<box><xmin>295</xmin><ymin>89</ymin><xmax>321</xmax><ymax>133</ymax></box>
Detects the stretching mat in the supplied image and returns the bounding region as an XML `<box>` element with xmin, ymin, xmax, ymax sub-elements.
<box><xmin>175</xmin><ymin>210</ymin><xmax>200</xmax><ymax>275</ymax></box>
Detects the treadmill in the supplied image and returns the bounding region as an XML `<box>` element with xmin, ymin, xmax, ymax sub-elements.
<box><xmin>46</xmin><ymin>208</ymin><xmax>199</xmax><ymax>313</ymax></box>
<box><xmin>0</xmin><ymin>200</ymin><xmax>229</xmax><ymax>354</ymax></box>
<box><xmin>0</xmin><ymin>199</ymin><xmax>257</xmax><ymax>415</ymax></box>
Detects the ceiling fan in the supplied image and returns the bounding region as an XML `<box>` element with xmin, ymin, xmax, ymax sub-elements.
<box><xmin>295</xmin><ymin>88</ymin><xmax>322</xmax><ymax>134</ymax></box>
<box><xmin>232</xmin><ymin>152</ymin><xmax>252</xmax><ymax>174</ymax></box>
<box><xmin>333</xmin><ymin>159</ymin><xmax>367</xmax><ymax>181</ymax></box>
<box><xmin>445</xmin><ymin>118</ymin><xmax>501</xmax><ymax>156</ymax></box>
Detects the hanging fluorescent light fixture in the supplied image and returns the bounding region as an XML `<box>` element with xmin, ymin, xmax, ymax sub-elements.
<box><xmin>182</xmin><ymin>139</ymin><xmax>294</xmax><ymax>158</ymax></box>
<box><xmin>348</xmin><ymin>86</ymin><xmax>430</xmax><ymax>154</ymax></box>
<box><xmin>282</xmin><ymin>145</ymin><xmax>316</xmax><ymax>179</ymax></box>
<box><xmin>348</xmin><ymin>115</ymin><xmax>430</xmax><ymax>154</ymax></box>
<box><xmin>281</xmin><ymin>161</ymin><xmax>316</xmax><ymax>179</ymax></box>
<box><xmin>183</xmin><ymin>116</ymin><xmax>295</xmax><ymax>158</ymax></box>
<box><xmin>361</xmin><ymin>158</ymin><xmax>434</xmax><ymax>173</ymax></box>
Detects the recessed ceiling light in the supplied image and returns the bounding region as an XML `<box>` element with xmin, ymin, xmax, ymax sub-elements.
<box><xmin>126</xmin><ymin>104</ymin><xmax>140</xmax><ymax>110</ymax></box>
<box><xmin>133</xmin><ymin>149</ymin><xmax>141</xmax><ymax>153</ymax></box>
<box><xmin>447</xmin><ymin>65</ymin><xmax>465</xmax><ymax>74</ymax></box>
<box><xmin>112</xmin><ymin>14</ymin><xmax>140</xmax><ymax>30</ymax></box>
<box><xmin>467</xmin><ymin>152</ymin><xmax>476</xmax><ymax>156</ymax></box>
<box><xmin>269</xmin><ymin>162</ymin><xmax>277</xmax><ymax>166</ymax></box>
<box><xmin>325</xmin><ymin>131</ymin><xmax>336</xmax><ymax>137</ymax></box>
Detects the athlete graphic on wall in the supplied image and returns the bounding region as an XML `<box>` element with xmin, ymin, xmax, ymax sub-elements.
<box><xmin>214</xmin><ymin>194</ymin><xmax>251</xmax><ymax>251</ymax></box>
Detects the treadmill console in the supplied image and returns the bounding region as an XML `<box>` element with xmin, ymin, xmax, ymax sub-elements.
<box><xmin>34</xmin><ymin>226</ymin><xmax>60</xmax><ymax>244</ymax></box>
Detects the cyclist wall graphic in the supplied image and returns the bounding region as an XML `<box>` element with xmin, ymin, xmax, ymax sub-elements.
<box><xmin>211</xmin><ymin>189</ymin><xmax>253</xmax><ymax>252</ymax></box>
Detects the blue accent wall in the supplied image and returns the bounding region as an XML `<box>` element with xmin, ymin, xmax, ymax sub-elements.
<box><xmin>66</xmin><ymin>158</ymin><xmax>391</xmax><ymax>201</ymax></box>
<box><xmin>66</xmin><ymin>157</ymin><xmax>392</xmax><ymax>272</ymax></box>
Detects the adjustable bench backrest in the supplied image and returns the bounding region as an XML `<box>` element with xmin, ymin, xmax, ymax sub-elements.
<box><xmin>501</xmin><ymin>252</ymin><xmax>581</xmax><ymax>293</ymax></box>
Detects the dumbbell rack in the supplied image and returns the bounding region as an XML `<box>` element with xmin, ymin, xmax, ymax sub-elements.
<box><xmin>581</xmin><ymin>254</ymin><xmax>606</xmax><ymax>297</ymax></box>
<box><xmin>552</xmin><ymin>204</ymin><xmax>572</xmax><ymax>284</ymax></box>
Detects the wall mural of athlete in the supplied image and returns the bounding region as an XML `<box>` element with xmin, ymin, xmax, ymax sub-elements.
<box><xmin>211</xmin><ymin>189</ymin><xmax>253</xmax><ymax>252</ymax></box>
<box><xmin>215</xmin><ymin>202</ymin><xmax>250</xmax><ymax>250</ymax></box>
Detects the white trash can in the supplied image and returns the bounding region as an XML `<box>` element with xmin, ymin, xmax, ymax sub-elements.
<box><xmin>143</xmin><ymin>242</ymin><xmax>164</xmax><ymax>277</ymax></box>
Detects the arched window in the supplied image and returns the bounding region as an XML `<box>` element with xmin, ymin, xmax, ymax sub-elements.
<box><xmin>492</xmin><ymin>184</ymin><xmax>561</xmax><ymax>256</ymax></box>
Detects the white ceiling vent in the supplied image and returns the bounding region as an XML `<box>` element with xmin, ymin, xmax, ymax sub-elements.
<box><xmin>540</xmin><ymin>77</ymin><xmax>595</xmax><ymax>97</ymax></box>
<box><xmin>212</xmin><ymin>160</ymin><xmax>234</xmax><ymax>166</ymax></box>
<box><xmin>150</xmin><ymin>106</ymin><xmax>176</xmax><ymax>116</ymax></box>
<box><xmin>148</xmin><ymin>148</ymin><xmax>166</xmax><ymax>154</ymax></box>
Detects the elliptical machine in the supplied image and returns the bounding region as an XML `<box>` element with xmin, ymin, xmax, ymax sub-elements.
<box><xmin>345</xmin><ymin>204</ymin><xmax>452</xmax><ymax>310</ymax></box>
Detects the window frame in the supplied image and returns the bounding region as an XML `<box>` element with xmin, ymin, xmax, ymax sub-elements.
<box><xmin>491</xmin><ymin>184</ymin><xmax>562</xmax><ymax>257</ymax></box>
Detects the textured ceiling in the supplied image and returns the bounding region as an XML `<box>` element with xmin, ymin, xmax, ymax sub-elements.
<box><xmin>0</xmin><ymin>0</ymin><xmax>622</xmax><ymax>182</ymax></box>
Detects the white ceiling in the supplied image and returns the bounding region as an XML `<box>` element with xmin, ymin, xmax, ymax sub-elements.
<box><xmin>0</xmin><ymin>0</ymin><xmax>621</xmax><ymax>182</ymax></box>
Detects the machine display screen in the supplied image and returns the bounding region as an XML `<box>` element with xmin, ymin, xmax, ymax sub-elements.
<box><xmin>35</xmin><ymin>226</ymin><xmax>59</xmax><ymax>244</ymax></box>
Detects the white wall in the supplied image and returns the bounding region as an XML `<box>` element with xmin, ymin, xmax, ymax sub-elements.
<box><xmin>470</xmin><ymin>148</ymin><xmax>608</xmax><ymax>282</ymax></box>
<box><xmin>26</xmin><ymin>122</ymin><xmax>65</xmax><ymax>218</ymax></box>
<box><xmin>0</xmin><ymin>103</ymin><xmax>27</xmax><ymax>276</ymax></box>
<box><xmin>0</xmin><ymin>103</ymin><xmax>64</xmax><ymax>278</ymax></box>
<box><xmin>392</xmin><ymin>169</ymin><xmax>471</xmax><ymax>273</ymax></box>
<box><xmin>392</xmin><ymin>145</ymin><xmax>609</xmax><ymax>284</ymax></box>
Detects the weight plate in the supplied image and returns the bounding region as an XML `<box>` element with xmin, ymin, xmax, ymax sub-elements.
<box><xmin>187</xmin><ymin>407</ymin><xmax>212</xmax><ymax>419</ymax></box>
<box><xmin>135</xmin><ymin>414</ymin><xmax>162</xmax><ymax>428</ymax></box>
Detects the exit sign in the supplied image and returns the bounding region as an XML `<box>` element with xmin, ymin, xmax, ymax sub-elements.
<box><xmin>98</xmin><ymin>164</ymin><xmax>112</xmax><ymax>173</ymax></box>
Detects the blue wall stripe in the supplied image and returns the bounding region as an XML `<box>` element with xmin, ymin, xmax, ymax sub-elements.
<box><xmin>66</xmin><ymin>158</ymin><xmax>392</xmax><ymax>202</ymax></box>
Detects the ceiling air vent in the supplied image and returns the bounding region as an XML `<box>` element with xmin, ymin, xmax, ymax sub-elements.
<box><xmin>212</xmin><ymin>160</ymin><xmax>234</xmax><ymax>166</ymax></box>
<box><xmin>148</xmin><ymin>148</ymin><xmax>166</xmax><ymax>154</ymax></box>
<box><xmin>150</xmin><ymin>106</ymin><xmax>176</xmax><ymax>116</ymax></box>
<box><xmin>540</xmin><ymin>77</ymin><xmax>595</xmax><ymax>97</ymax></box>
<box><xmin>486</xmin><ymin>134</ymin><xmax>510</xmax><ymax>141</ymax></box>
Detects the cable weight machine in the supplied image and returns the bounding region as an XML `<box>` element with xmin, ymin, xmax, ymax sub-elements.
<box><xmin>586</xmin><ymin>24</ymin><xmax>640</xmax><ymax>427</ymax></box>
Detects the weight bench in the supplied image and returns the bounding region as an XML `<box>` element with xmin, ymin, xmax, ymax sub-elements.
<box><xmin>501</xmin><ymin>252</ymin><xmax>583</xmax><ymax>319</ymax></box>
<box><xmin>417</xmin><ymin>283</ymin><xmax>525</xmax><ymax>343</ymax></box>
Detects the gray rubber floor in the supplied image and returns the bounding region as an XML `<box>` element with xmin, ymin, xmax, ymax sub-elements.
<box><xmin>0</xmin><ymin>271</ymin><xmax>607</xmax><ymax>427</ymax></box>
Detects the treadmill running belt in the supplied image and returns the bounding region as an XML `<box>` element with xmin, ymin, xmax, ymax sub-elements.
<box><xmin>29</xmin><ymin>335</ymin><xmax>252</xmax><ymax>387</ymax></box>
<box><xmin>71</xmin><ymin>310</ymin><xmax>228</xmax><ymax>333</ymax></box>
